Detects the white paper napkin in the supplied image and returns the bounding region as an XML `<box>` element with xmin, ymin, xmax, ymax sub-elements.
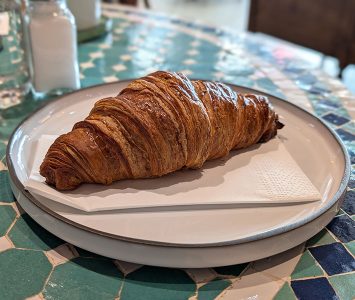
<box><xmin>25</xmin><ymin>135</ymin><xmax>321</xmax><ymax>212</ymax></box>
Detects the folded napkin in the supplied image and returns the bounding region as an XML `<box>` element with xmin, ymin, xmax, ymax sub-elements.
<box><xmin>25</xmin><ymin>135</ymin><xmax>321</xmax><ymax>213</ymax></box>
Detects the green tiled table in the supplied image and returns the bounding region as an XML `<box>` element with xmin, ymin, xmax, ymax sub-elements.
<box><xmin>0</xmin><ymin>4</ymin><xmax>354</xmax><ymax>300</ymax></box>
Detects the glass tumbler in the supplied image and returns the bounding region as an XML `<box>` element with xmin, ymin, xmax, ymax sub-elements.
<box><xmin>0</xmin><ymin>0</ymin><xmax>30</xmax><ymax>109</ymax></box>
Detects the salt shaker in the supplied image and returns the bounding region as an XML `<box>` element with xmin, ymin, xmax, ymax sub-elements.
<box><xmin>27</xmin><ymin>0</ymin><xmax>80</xmax><ymax>95</ymax></box>
<box><xmin>67</xmin><ymin>0</ymin><xmax>101</xmax><ymax>30</ymax></box>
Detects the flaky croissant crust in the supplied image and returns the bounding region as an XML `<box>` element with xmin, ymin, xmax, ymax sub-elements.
<box><xmin>40</xmin><ymin>71</ymin><xmax>283</xmax><ymax>190</ymax></box>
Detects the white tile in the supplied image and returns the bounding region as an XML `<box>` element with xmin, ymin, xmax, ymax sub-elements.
<box><xmin>139</xmin><ymin>30</ymin><xmax>149</xmax><ymax>37</ymax></box>
<box><xmin>11</xmin><ymin>202</ymin><xmax>24</xmax><ymax>216</ymax></box>
<box><xmin>119</xmin><ymin>22</ymin><xmax>131</xmax><ymax>28</ymax></box>
<box><xmin>213</xmin><ymin>71</ymin><xmax>225</xmax><ymax>80</ymax></box>
<box><xmin>190</xmin><ymin>40</ymin><xmax>201</xmax><ymax>48</ymax></box>
<box><xmin>179</xmin><ymin>69</ymin><xmax>193</xmax><ymax>76</ymax></box>
<box><xmin>114</xmin><ymin>28</ymin><xmax>124</xmax><ymax>35</ymax></box>
<box><xmin>166</xmin><ymin>31</ymin><xmax>177</xmax><ymax>38</ymax></box>
<box><xmin>154</xmin><ymin>57</ymin><xmax>165</xmax><ymax>64</ymax></box>
<box><xmin>183</xmin><ymin>59</ymin><xmax>197</xmax><ymax>65</ymax></box>
<box><xmin>112</xmin><ymin>64</ymin><xmax>127</xmax><ymax>72</ymax></box>
<box><xmin>185</xmin><ymin>268</ymin><xmax>216</xmax><ymax>284</ymax></box>
<box><xmin>120</xmin><ymin>54</ymin><xmax>132</xmax><ymax>61</ymax></box>
<box><xmin>145</xmin><ymin>67</ymin><xmax>158</xmax><ymax>74</ymax></box>
<box><xmin>251</xmin><ymin>244</ymin><xmax>304</xmax><ymax>281</ymax></box>
<box><xmin>99</xmin><ymin>44</ymin><xmax>111</xmax><ymax>49</ymax></box>
<box><xmin>133</xmin><ymin>38</ymin><xmax>145</xmax><ymax>45</ymax></box>
<box><xmin>11</xmin><ymin>58</ymin><xmax>22</xmax><ymax>64</ymax></box>
<box><xmin>216</xmin><ymin>268</ymin><xmax>283</xmax><ymax>300</ymax></box>
<box><xmin>128</xmin><ymin>46</ymin><xmax>139</xmax><ymax>52</ymax></box>
<box><xmin>114</xmin><ymin>260</ymin><xmax>142</xmax><ymax>275</ymax></box>
<box><xmin>80</xmin><ymin>62</ymin><xmax>94</xmax><ymax>69</ymax></box>
<box><xmin>0</xmin><ymin>160</ymin><xmax>6</xmax><ymax>171</ymax></box>
<box><xmin>45</xmin><ymin>244</ymin><xmax>78</xmax><ymax>266</ymax></box>
<box><xmin>103</xmin><ymin>76</ymin><xmax>119</xmax><ymax>83</ymax></box>
<box><xmin>26</xmin><ymin>294</ymin><xmax>44</xmax><ymax>300</ymax></box>
<box><xmin>341</xmin><ymin>98</ymin><xmax>355</xmax><ymax>119</ymax></box>
<box><xmin>188</xmin><ymin>294</ymin><xmax>198</xmax><ymax>300</ymax></box>
<box><xmin>89</xmin><ymin>51</ymin><xmax>104</xmax><ymax>59</ymax></box>
<box><xmin>162</xmin><ymin>39</ymin><xmax>172</xmax><ymax>45</ymax></box>
<box><xmin>187</xmin><ymin>49</ymin><xmax>199</xmax><ymax>56</ymax></box>
<box><xmin>0</xmin><ymin>236</ymin><xmax>13</xmax><ymax>252</ymax></box>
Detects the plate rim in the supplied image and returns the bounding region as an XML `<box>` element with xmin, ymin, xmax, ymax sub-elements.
<box><xmin>6</xmin><ymin>80</ymin><xmax>351</xmax><ymax>248</ymax></box>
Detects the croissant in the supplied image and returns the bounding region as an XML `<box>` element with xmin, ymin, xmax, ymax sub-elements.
<box><xmin>40</xmin><ymin>71</ymin><xmax>284</xmax><ymax>190</ymax></box>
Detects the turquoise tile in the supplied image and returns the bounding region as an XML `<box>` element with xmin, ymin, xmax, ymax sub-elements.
<box><xmin>215</xmin><ymin>60</ymin><xmax>255</xmax><ymax>77</ymax></box>
<box><xmin>78</xmin><ymin>43</ymin><xmax>102</xmax><ymax>53</ymax></box>
<box><xmin>189</xmin><ymin>70</ymin><xmax>215</xmax><ymax>81</ymax></box>
<box><xmin>271</xmin><ymin>90</ymin><xmax>286</xmax><ymax>99</ymax></box>
<box><xmin>0</xmin><ymin>117</ymin><xmax>22</xmax><ymax>140</ymax></box>
<box><xmin>0</xmin><ymin>141</ymin><xmax>6</xmax><ymax>160</ymax></box>
<box><xmin>313</xmin><ymin>105</ymin><xmax>334</xmax><ymax>117</ymax></box>
<box><xmin>273</xmin><ymin>282</ymin><xmax>297</xmax><ymax>300</ymax></box>
<box><xmin>81</xmin><ymin>76</ymin><xmax>104</xmax><ymax>88</ymax></box>
<box><xmin>341</xmin><ymin>121</ymin><xmax>355</xmax><ymax>135</ymax></box>
<box><xmin>0</xmin><ymin>249</ymin><xmax>51</xmax><ymax>299</ymax></box>
<box><xmin>1</xmin><ymin>95</ymin><xmax>42</xmax><ymax>120</ymax></box>
<box><xmin>0</xmin><ymin>205</ymin><xmax>16</xmax><ymax>237</ymax></box>
<box><xmin>43</xmin><ymin>257</ymin><xmax>123</xmax><ymax>300</ymax></box>
<box><xmin>329</xmin><ymin>273</ymin><xmax>355</xmax><ymax>300</ymax></box>
<box><xmin>112</xmin><ymin>69</ymin><xmax>138</xmax><ymax>80</ymax></box>
<box><xmin>196</xmin><ymin>41</ymin><xmax>220</xmax><ymax>53</ymax></box>
<box><xmin>291</xmin><ymin>250</ymin><xmax>324</xmax><ymax>280</ymax></box>
<box><xmin>198</xmin><ymin>279</ymin><xmax>231</xmax><ymax>300</ymax></box>
<box><xmin>101</xmin><ymin>48</ymin><xmax>128</xmax><ymax>60</ymax></box>
<box><xmin>306</xmin><ymin>229</ymin><xmax>337</xmax><ymax>247</ymax></box>
<box><xmin>334</xmin><ymin>107</ymin><xmax>351</xmax><ymax>119</ymax></box>
<box><xmin>172</xmin><ymin>33</ymin><xmax>195</xmax><ymax>44</ymax></box>
<box><xmin>345</xmin><ymin>241</ymin><xmax>355</xmax><ymax>256</ymax></box>
<box><xmin>164</xmin><ymin>62</ymin><xmax>191</xmax><ymax>72</ymax></box>
<box><xmin>78</xmin><ymin>48</ymin><xmax>92</xmax><ymax>63</ymax></box>
<box><xmin>120</xmin><ymin>266</ymin><xmax>196</xmax><ymax>300</ymax></box>
<box><xmin>196</xmin><ymin>51</ymin><xmax>219</xmax><ymax>63</ymax></box>
<box><xmin>0</xmin><ymin>171</ymin><xmax>15</xmax><ymax>203</ymax></box>
<box><xmin>8</xmin><ymin>213</ymin><xmax>64</xmax><ymax>251</ymax></box>
<box><xmin>256</xmin><ymin>77</ymin><xmax>279</xmax><ymax>93</ymax></box>
<box><xmin>227</xmin><ymin>76</ymin><xmax>255</xmax><ymax>88</ymax></box>
<box><xmin>223</xmin><ymin>67</ymin><xmax>254</xmax><ymax>77</ymax></box>
<box><xmin>83</xmin><ymin>65</ymin><xmax>106</xmax><ymax>77</ymax></box>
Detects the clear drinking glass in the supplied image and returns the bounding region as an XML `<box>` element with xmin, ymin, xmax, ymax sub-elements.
<box><xmin>0</xmin><ymin>0</ymin><xmax>30</xmax><ymax>109</ymax></box>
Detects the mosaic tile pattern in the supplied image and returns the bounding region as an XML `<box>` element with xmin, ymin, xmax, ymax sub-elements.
<box><xmin>0</xmin><ymin>4</ymin><xmax>354</xmax><ymax>299</ymax></box>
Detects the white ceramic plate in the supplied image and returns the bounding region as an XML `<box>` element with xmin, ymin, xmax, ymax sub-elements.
<box><xmin>7</xmin><ymin>81</ymin><xmax>350</xmax><ymax>267</ymax></box>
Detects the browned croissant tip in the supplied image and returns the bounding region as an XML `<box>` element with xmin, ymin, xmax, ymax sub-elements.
<box><xmin>276</xmin><ymin>120</ymin><xmax>284</xmax><ymax>129</ymax></box>
<box><xmin>40</xmin><ymin>158</ymin><xmax>83</xmax><ymax>191</ymax></box>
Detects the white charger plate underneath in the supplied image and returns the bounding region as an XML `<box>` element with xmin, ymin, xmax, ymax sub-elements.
<box><xmin>7</xmin><ymin>81</ymin><xmax>349</xmax><ymax>267</ymax></box>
